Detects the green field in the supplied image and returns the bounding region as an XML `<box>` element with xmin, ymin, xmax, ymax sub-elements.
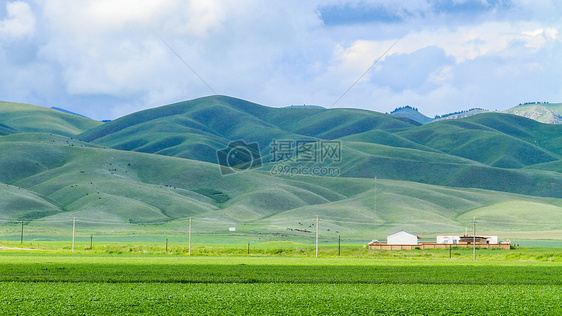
<box><xmin>0</xmin><ymin>251</ymin><xmax>560</xmax><ymax>315</ymax></box>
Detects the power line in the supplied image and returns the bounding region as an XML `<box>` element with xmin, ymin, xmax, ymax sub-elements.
<box><xmin>329</xmin><ymin>33</ymin><xmax>406</xmax><ymax>108</ymax></box>
<box><xmin>154</xmin><ymin>31</ymin><xmax>219</xmax><ymax>96</ymax></box>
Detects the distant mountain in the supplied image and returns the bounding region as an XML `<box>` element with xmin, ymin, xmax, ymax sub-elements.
<box><xmin>503</xmin><ymin>102</ymin><xmax>562</xmax><ymax>124</ymax></box>
<box><xmin>433</xmin><ymin>108</ymin><xmax>489</xmax><ymax>121</ymax></box>
<box><xmin>0</xmin><ymin>101</ymin><xmax>103</xmax><ymax>136</ymax></box>
<box><xmin>390</xmin><ymin>106</ymin><xmax>432</xmax><ymax>124</ymax></box>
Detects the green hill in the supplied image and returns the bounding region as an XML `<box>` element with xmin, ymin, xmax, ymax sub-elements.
<box><xmin>390</xmin><ymin>106</ymin><xmax>432</xmax><ymax>124</ymax></box>
<box><xmin>260</xmin><ymin>107</ymin><xmax>418</xmax><ymax>139</ymax></box>
<box><xmin>0</xmin><ymin>135</ymin><xmax>560</xmax><ymax>239</ymax></box>
<box><xmin>78</xmin><ymin>96</ymin><xmax>419</xmax><ymax>161</ymax></box>
<box><xmin>434</xmin><ymin>108</ymin><xmax>489</xmax><ymax>121</ymax></box>
<box><xmin>0</xmin><ymin>97</ymin><xmax>561</xmax><ymax>241</ymax></box>
<box><xmin>503</xmin><ymin>102</ymin><xmax>562</xmax><ymax>124</ymax></box>
<box><xmin>0</xmin><ymin>101</ymin><xmax>103</xmax><ymax>136</ymax></box>
<box><xmin>396</xmin><ymin>114</ymin><xmax>561</xmax><ymax>169</ymax></box>
<box><xmin>0</xmin><ymin>122</ymin><xmax>16</xmax><ymax>135</ymax></box>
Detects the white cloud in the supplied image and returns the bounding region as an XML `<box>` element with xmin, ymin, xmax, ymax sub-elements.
<box><xmin>0</xmin><ymin>1</ymin><xmax>35</xmax><ymax>39</ymax></box>
<box><xmin>1</xmin><ymin>0</ymin><xmax>562</xmax><ymax>120</ymax></box>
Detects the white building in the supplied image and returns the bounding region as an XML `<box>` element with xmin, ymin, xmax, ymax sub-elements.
<box><xmin>387</xmin><ymin>230</ymin><xmax>419</xmax><ymax>245</ymax></box>
<box><xmin>437</xmin><ymin>235</ymin><xmax>498</xmax><ymax>244</ymax></box>
<box><xmin>436</xmin><ymin>235</ymin><xmax>461</xmax><ymax>244</ymax></box>
<box><xmin>482</xmin><ymin>235</ymin><xmax>498</xmax><ymax>244</ymax></box>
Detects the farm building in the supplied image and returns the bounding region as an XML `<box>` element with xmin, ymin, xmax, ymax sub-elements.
<box><xmin>458</xmin><ymin>235</ymin><xmax>498</xmax><ymax>245</ymax></box>
<box><xmin>369</xmin><ymin>233</ymin><xmax>510</xmax><ymax>250</ymax></box>
<box><xmin>387</xmin><ymin>230</ymin><xmax>420</xmax><ymax>245</ymax></box>
<box><xmin>437</xmin><ymin>235</ymin><xmax>500</xmax><ymax>245</ymax></box>
<box><xmin>436</xmin><ymin>235</ymin><xmax>460</xmax><ymax>244</ymax></box>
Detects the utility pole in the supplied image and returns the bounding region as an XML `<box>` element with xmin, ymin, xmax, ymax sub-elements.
<box><xmin>472</xmin><ymin>216</ymin><xmax>478</xmax><ymax>261</ymax></box>
<box><xmin>338</xmin><ymin>235</ymin><xmax>341</xmax><ymax>257</ymax></box>
<box><xmin>188</xmin><ymin>217</ymin><xmax>192</xmax><ymax>256</ymax></box>
<box><xmin>20</xmin><ymin>221</ymin><xmax>24</xmax><ymax>244</ymax></box>
<box><xmin>72</xmin><ymin>217</ymin><xmax>76</xmax><ymax>253</ymax></box>
<box><xmin>316</xmin><ymin>215</ymin><xmax>319</xmax><ymax>258</ymax></box>
<box><xmin>90</xmin><ymin>234</ymin><xmax>93</xmax><ymax>250</ymax></box>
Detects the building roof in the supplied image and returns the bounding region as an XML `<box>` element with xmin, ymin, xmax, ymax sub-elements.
<box><xmin>387</xmin><ymin>230</ymin><xmax>419</xmax><ymax>238</ymax></box>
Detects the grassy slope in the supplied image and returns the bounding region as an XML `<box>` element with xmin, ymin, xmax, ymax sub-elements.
<box><xmin>259</xmin><ymin>107</ymin><xmax>418</xmax><ymax>139</ymax></box>
<box><xmin>0</xmin><ymin>101</ymin><xmax>103</xmax><ymax>136</ymax></box>
<box><xmin>79</xmin><ymin>96</ymin><xmax>306</xmax><ymax>161</ymax></box>
<box><xmin>434</xmin><ymin>108</ymin><xmax>489</xmax><ymax>121</ymax></box>
<box><xmin>1</xmin><ymin>97</ymin><xmax>561</xmax><ymax>240</ymax></box>
<box><xmin>0</xmin><ymin>136</ymin><xmax>344</xmax><ymax>233</ymax></box>
<box><xmin>503</xmin><ymin>103</ymin><xmax>562</xmax><ymax>124</ymax></box>
<box><xmin>0</xmin><ymin>135</ymin><xmax>560</xmax><ymax>239</ymax></box>
<box><xmin>396</xmin><ymin>115</ymin><xmax>561</xmax><ymax>168</ymax></box>
<box><xmin>390</xmin><ymin>107</ymin><xmax>433</xmax><ymax>124</ymax></box>
<box><xmin>78</xmin><ymin>97</ymin><xmax>562</xmax><ymax>198</ymax></box>
<box><xmin>0</xmin><ymin>122</ymin><xmax>16</xmax><ymax>135</ymax></box>
<box><xmin>79</xmin><ymin>96</ymin><xmax>419</xmax><ymax>159</ymax></box>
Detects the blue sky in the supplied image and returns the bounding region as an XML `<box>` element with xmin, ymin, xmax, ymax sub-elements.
<box><xmin>1</xmin><ymin>0</ymin><xmax>561</xmax><ymax>120</ymax></box>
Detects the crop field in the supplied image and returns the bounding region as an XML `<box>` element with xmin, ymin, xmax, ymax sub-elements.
<box><xmin>0</xmin><ymin>250</ymin><xmax>561</xmax><ymax>315</ymax></box>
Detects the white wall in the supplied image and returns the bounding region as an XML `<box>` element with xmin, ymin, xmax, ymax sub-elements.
<box><xmin>437</xmin><ymin>236</ymin><xmax>460</xmax><ymax>244</ymax></box>
<box><xmin>483</xmin><ymin>236</ymin><xmax>498</xmax><ymax>244</ymax></box>
<box><xmin>437</xmin><ymin>235</ymin><xmax>498</xmax><ymax>244</ymax></box>
<box><xmin>387</xmin><ymin>231</ymin><xmax>419</xmax><ymax>245</ymax></box>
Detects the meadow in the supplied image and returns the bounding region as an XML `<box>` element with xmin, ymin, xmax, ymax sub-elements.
<box><xmin>0</xmin><ymin>245</ymin><xmax>561</xmax><ymax>315</ymax></box>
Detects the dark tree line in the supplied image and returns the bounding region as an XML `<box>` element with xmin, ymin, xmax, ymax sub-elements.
<box><xmin>390</xmin><ymin>105</ymin><xmax>418</xmax><ymax>113</ymax></box>
<box><xmin>434</xmin><ymin>108</ymin><xmax>486</xmax><ymax>119</ymax></box>
<box><xmin>520</xmin><ymin>101</ymin><xmax>550</xmax><ymax>105</ymax></box>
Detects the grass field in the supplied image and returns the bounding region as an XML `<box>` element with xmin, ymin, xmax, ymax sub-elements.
<box><xmin>1</xmin><ymin>240</ymin><xmax>562</xmax><ymax>260</ymax></box>
<box><xmin>0</xmin><ymin>251</ymin><xmax>560</xmax><ymax>315</ymax></box>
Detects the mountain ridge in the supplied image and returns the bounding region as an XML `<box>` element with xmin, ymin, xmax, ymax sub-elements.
<box><xmin>1</xmin><ymin>96</ymin><xmax>561</xmax><ymax>240</ymax></box>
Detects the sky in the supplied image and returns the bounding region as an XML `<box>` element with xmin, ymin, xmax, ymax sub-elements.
<box><xmin>1</xmin><ymin>0</ymin><xmax>561</xmax><ymax>121</ymax></box>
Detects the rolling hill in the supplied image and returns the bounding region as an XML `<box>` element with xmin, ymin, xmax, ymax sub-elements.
<box><xmin>503</xmin><ymin>102</ymin><xmax>562</xmax><ymax>124</ymax></box>
<box><xmin>0</xmin><ymin>96</ymin><xmax>561</xmax><ymax>242</ymax></box>
<box><xmin>78</xmin><ymin>96</ymin><xmax>419</xmax><ymax>162</ymax></box>
<box><xmin>433</xmin><ymin>108</ymin><xmax>489</xmax><ymax>121</ymax></box>
<box><xmin>0</xmin><ymin>101</ymin><xmax>103</xmax><ymax>136</ymax></box>
<box><xmin>389</xmin><ymin>106</ymin><xmax>432</xmax><ymax>124</ymax></box>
